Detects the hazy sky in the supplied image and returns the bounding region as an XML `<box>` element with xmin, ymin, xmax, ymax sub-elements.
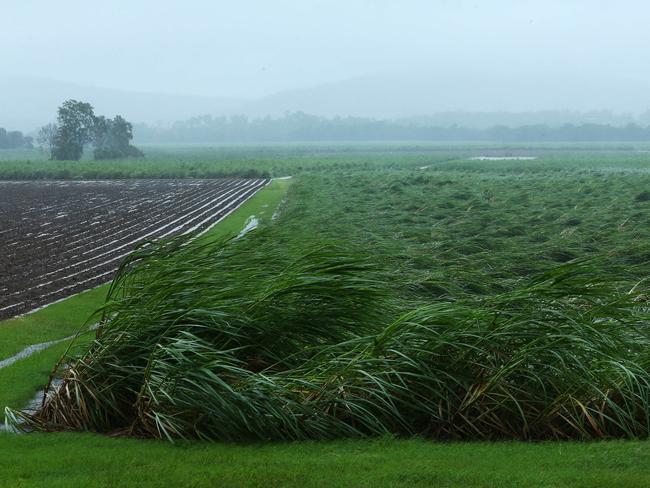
<box><xmin>4</xmin><ymin>0</ymin><xmax>650</xmax><ymax>99</ymax></box>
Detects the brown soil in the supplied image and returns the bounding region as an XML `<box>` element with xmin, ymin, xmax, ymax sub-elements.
<box><xmin>0</xmin><ymin>178</ymin><xmax>267</xmax><ymax>320</ymax></box>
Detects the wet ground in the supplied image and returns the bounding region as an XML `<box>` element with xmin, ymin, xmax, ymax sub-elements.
<box><xmin>0</xmin><ymin>178</ymin><xmax>267</xmax><ymax>320</ymax></box>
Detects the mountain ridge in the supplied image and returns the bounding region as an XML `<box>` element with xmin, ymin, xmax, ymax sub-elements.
<box><xmin>2</xmin><ymin>73</ymin><xmax>650</xmax><ymax>132</ymax></box>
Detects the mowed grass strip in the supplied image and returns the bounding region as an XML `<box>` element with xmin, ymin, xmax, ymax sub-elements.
<box><xmin>1</xmin><ymin>434</ymin><xmax>650</xmax><ymax>487</ymax></box>
<box><xmin>0</xmin><ymin>342</ymin><xmax>74</xmax><ymax>417</ymax></box>
<box><xmin>0</xmin><ymin>286</ymin><xmax>106</xmax><ymax>360</ymax></box>
<box><xmin>0</xmin><ymin>179</ymin><xmax>290</xmax><ymax>416</ymax></box>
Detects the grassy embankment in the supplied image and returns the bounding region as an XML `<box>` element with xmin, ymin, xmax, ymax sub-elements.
<box><xmin>0</xmin><ymin>178</ymin><xmax>290</xmax><ymax>417</ymax></box>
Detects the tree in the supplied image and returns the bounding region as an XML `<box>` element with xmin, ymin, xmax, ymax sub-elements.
<box><xmin>37</xmin><ymin>123</ymin><xmax>58</xmax><ymax>157</ymax></box>
<box><xmin>51</xmin><ymin>100</ymin><xmax>96</xmax><ymax>160</ymax></box>
<box><xmin>7</xmin><ymin>131</ymin><xmax>24</xmax><ymax>148</ymax></box>
<box><xmin>47</xmin><ymin>100</ymin><xmax>144</xmax><ymax>160</ymax></box>
<box><xmin>0</xmin><ymin>128</ymin><xmax>30</xmax><ymax>149</ymax></box>
<box><xmin>93</xmin><ymin>115</ymin><xmax>143</xmax><ymax>160</ymax></box>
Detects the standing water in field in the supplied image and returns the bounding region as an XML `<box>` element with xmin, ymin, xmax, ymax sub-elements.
<box><xmin>236</xmin><ymin>216</ymin><xmax>259</xmax><ymax>239</ymax></box>
<box><xmin>470</xmin><ymin>156</ymin><xmax>537</xmax><ymax>161</ymax></box>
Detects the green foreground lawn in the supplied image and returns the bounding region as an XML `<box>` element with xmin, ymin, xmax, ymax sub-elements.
<box><xmin>0</xmin><ymin>178</ymin><xmax>290</xmax><ymax>417</ymax></box>
<box><xmin>1</xmin><ymin>434</ymin><xmax>649</xmax><ymax>487</ymax></box>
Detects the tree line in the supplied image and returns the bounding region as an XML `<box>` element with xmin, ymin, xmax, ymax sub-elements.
<box><xmin>133</xmin><ymin>112</ymin><xmax>650</xmax><ymax>143</ymax></box>
<box><xmin>0</xmin><ymin>128</ymin><xmax>33</xmax><ymax>149</ymax></box>
<box><xmin>38</xmin><ymin>100</ymin><xmax>143</xmax><ymax>160</ymax></box>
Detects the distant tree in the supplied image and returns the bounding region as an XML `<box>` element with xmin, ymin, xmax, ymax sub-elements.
<box><xmin>93</xmin><ymin>115</ymin><xmax>143</xmax><ymax>160</ymax></box>
<box><xmin>51</xmin><ymin>100</ymin><xmax>96</xmax><ymax>160</ymax></box>
<box><xmin>6</xmin><ymin>131</ymin><xmax>23</xmax><ymax>148</ymax></box>
<box><xmin>45</xmin><ymin>100</ymin><xmax>144</xmax><ymax>160</ymax></box>
<box><xmin>37</xmin><ymin>123</ymin><xmax>58</xmax><ymax>156</ymax></box>
<box><xmin>0</xmin><ymin>128</ymin><xmax>31</xmax><ymax>149</ymax></box>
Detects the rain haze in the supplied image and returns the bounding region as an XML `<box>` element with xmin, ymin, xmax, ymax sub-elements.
<box><xmin>2</xmin><ymin>0</ymin><xmax>650</xmax><ymax>129</ymax></box>
<box><xmin>5</xmin><ymin>0</ymin><xmax>650</xmax><ymax>476</ymax></box>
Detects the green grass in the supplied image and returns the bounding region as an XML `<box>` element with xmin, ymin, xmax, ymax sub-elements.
<box><xmin>0</xmin><ymin>144</ymin><xmax>458</xmax><ymax>179</ymax></box>
<box><xmin>2</xmin><ymin>434</ymin><xmax>650</xmax><ymax>487</ymax></box>
<box><xmin>200</xmin><ymin>177</ymin><xmax>290</xmax><ymax>239</ymax></box>
<box><xmin>0</xmin><ymin>179</ymin><xmax>290</xmax><ymax>418</ymax></box>
<box><xmin>0</xmin><ymin>342</ymin><xmax>75</xmax><ymax>415</ymax></box>
<box><xmin>3</xmin><ymin>141</ymin><xmax>650</xmax><ymax>180</ymax></box>
<box><xmin>0</xmin><ymin>286</ymin><xmax>106</xmax><ymax>360</ymax></box>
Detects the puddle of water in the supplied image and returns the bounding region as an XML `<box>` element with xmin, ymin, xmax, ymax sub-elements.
<box><xmin>2</xmin><ymin>379</ymin><xmax>63</xmax><ymax>433</ymax></box>
<box><xmin>0</xmin><ymin>337</ymin><xmax>72</xmax><ymax>370</ymax></box>
<box><xmin>236</xmin><ymin>216</ymin><xmax>259</xmax><ymax>239</ymax></box>
<box><xmin>469</xmin><ymin>156</ymin><xmax>537</xmax><ymax>161</ymax></box>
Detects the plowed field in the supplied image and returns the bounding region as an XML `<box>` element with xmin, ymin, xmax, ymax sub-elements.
<box><xmin>0</xmin><ymin>178</ymin><xmax>268</xmax><ymax>320</ymax></box>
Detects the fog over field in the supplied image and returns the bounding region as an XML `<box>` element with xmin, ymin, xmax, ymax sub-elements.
<box><xmin>2</xmin><ymin>1</ymin><xmax>650</xmax><ymax>130</ymax></box>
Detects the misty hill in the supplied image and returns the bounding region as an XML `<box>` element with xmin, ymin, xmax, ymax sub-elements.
<box><xmin>4</xmin><ymin>73</ymin><xmax>650</xmax><ymax>133</ymax></box>
<box><xmin>245</xmin><ymin>73</ymin><xmax>650</xmax><ymax>121</ymax></box>
<box><xmin>0</xmin><ymin>76</ymin><xmax>242</xmax><ymax>132</ymax></box>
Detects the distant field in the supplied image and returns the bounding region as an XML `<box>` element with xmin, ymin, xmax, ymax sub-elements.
<box><xmin>4</xmin><ymin>141</ymin><xmax>650</xmax><ymax>179</ymax></box>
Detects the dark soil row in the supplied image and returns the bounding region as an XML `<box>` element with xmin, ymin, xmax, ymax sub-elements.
<box><xmin>0</xmin><ymin>179</ymin><xmax>267</xmax><ymax>320</ymax></box>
